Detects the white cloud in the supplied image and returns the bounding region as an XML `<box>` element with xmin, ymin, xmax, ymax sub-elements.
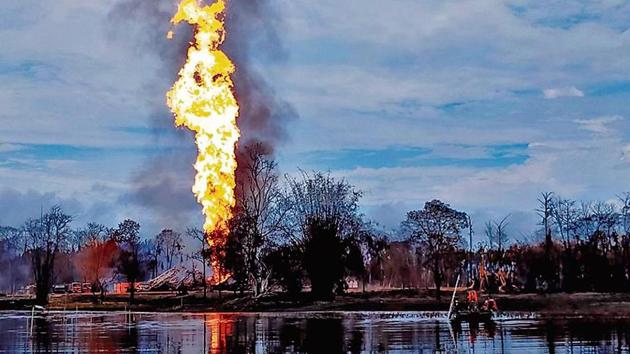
<box><xmin>574</xmin><ymin>115</ymin><xmax>623</xmax><ymax>134</ymax></box>
<box><xmin>543</xmin><ymin>86</ymin><xmax>585</xmax><ymax>99</ymax></box>
<box><xmin>0</xmin><ymin>0</ymin><xmax>171</xmax><ymax>148</ymax></box>
<box><xmin>320</xmin><ymin>133</ymin><xmax>630</xmax><ymax>236</ymax></box>
<box><xmin>272</xmin><ymin>0</ymin><xmax>630</xmax><ymax>238</ymax></box>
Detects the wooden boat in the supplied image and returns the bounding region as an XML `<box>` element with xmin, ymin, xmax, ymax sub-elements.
<box><xmin>449</xmin><ymin>308</ymin><xmax>494</xmax><ymax>323</ymax></box>
<box><xmin>447</xmin><ymin>275</ymin><xmax>496</xmax><ymax>323</ymax></box>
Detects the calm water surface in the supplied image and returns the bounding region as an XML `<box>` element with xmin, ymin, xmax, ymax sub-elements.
<box><xmin>0</xmin><ymin>311</ymin><xmax>628</xmax><ymax>353</ymax></box>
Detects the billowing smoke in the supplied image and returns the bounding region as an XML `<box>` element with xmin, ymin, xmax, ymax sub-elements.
<box><xmin>108</xmin><ymin>0</ymin><xmax>296</xmax><ymax>228</ymax></box>
<box><xmin>223</xmin><ymin>2</ymin><xmax>297</xmax><ymax>147</ymax></box>
<box><xmin>222</xmin><ymin>0</ymin><xmax>298</xmax><ymax>197</ymax></box>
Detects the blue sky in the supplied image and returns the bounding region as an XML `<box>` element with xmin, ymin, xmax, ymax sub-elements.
<box><xmin>1</xmin><ymin>0</ymin><xmax>630</xmax><ymax>241</ymax></box>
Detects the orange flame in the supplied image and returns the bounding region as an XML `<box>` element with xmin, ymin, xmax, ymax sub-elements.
<box><xmin>166</xmin><ymin>0</ymin><xmax>239</xmax><ymax>253</ymax></box>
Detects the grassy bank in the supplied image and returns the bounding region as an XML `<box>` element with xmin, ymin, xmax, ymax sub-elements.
<box><xmin>2</xmin><ymin>290</ymin><xmax>630</xmax><ymax>317</ymax></box>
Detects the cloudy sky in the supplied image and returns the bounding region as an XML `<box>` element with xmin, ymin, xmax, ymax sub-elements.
<box><xmin>1</xmin><ymin>0</ymin><xmax>630</xmax><ymax>241</ymax></box>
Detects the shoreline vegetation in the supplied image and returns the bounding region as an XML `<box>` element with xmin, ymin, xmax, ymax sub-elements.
<box><xmin>2</xmin><ymin>290</ymin><xmax>630</xmax><ymax>318</ymax></box>
<box><xmin>1</xmin><ymin>149</ymin><xmax>630</xmax><ymax>312</ymax></box>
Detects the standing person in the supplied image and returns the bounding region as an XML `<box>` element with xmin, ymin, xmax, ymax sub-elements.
<box><xmin>467</xmin><ymin>289</ymin><xmax>479</xmax><ymax>310</ymax></box>
<box><xmin>498</xmin><ymin>267</ymin><xmax>508</xmax><ymax>293</ymax></box>
<box><xmin>478</xmin><ymin>255</ymin><xmax>488</xmax><ymax>293</ymax></box>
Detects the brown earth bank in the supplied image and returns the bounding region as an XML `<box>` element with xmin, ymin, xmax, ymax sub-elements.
<box><xmin>2</xmin><ymin>290</ymin><xmax>630</xmax><ymax>317</ymax></box>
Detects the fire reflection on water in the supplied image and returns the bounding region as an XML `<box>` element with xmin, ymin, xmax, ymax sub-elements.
<box><xmin>206</xmin><ymin>313</ymin><xmax>235</xmax><ymax>354</ymax></box>
<box><xmin>1</xmin><ymin>311</ymin><xmax>630</xmax><ymax>353</ymax></box>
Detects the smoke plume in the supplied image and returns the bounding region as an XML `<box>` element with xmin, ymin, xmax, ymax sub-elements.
<box><xmin>224</xmin><ymin>0</ymin><xmax>297</xmax><ymax>150</ymax></box>
<box><xmin>223</xmin><ymin>0</ymin><xmax>298</xmax><ymax>196</ymax></box>
<box><xmin>108</xmin><ymin>0</ymin><xmax>296</xmax><ymax>228</ymax></box>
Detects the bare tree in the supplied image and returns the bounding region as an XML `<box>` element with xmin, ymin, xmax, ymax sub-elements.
<box><xmin>484</xmin><ymin>221</ymin><xmax>496</xmax><ymax>249</ymax></box>
<box><xmin>536</xmin><ymin>192</ymin><xmax>562</xmax><ymax>291</ymax></box>
<box><xmin>552</xmin><ymin>198</ymin><xmax>578</xmax><ymax>248</ymax></box>
<box><xmin>466</xmin><ymin>215</ymin><xmax>474</xmax><ymax>283</ymax></box>
<box><xmin>402</xmin><ymin>200</ymin><xmax>468</xmax><ymax>299</ymax></box>
<box><xmin>71</xmin><ymin>223</ymin><xmax>109</xmax><ymax>252</ymax></box>
<box><xmin>144</xmin><ymin>238</ymin><xmax>162</xmax><ymax>279</ymax></box>
<box><xmin>355</xmin><ymin>224</ymin><xmax>388</xmax><ymax>291</ymax></box>
<box><xmin>591</xmin><ymin>201</ymin><xmax>618</xmax><ymax>251</ymax></box>
<box><xmin>233</xmin><ymin>145</ymin><xmax>287</xmax><ymax>296</ymax></box>
<box><xmin>536</xmin><ymin>192</ymin><xmax>555</xmax><ymax>246</ymax></box>
<box><xmin>0</xmin><ymin>226</ymin><xmax>26</xmax><ymax>293</ymax></box>
<box><xmin>25</xmin><ymin>206</ymin><xmax>72</xmax><ymax>305</ymax></box>
<box><xmin>187</xmin><ymin>227</ymin><xmax>209</xmax><ymax>298</ymax></box>
<box><xmin>0</xmin><ymin>226</ymin><xmax>24</xmax><ymax>254</ymax></box>
<box><xmin>494</xmin><ymin>215</ymin><xmax>510</xmax><ymax>251</ymax></box>
<box><xmin>619</xmin><ymin>192</ymin><xmax>630</xmax><ymax>236</ymax></box>
<box><xmin>575</xmin><ymin>201</ymin><xmax>594</xmax><ymax>240</ymax></box>
<box><xmin>484</xmin><ymin>215</ymin><xmax>509</xmax><ymax>251</ymax></box>
<box><xmin>156</xmin><ymin>229</ymin><xmax>183</xmax><ymax>271</ymax></box>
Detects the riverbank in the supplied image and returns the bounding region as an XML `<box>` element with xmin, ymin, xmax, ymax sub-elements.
<box><xmin>2</xmin><ymin>290</ymin><xmax>630</xmax><ymax>317</ymax></box>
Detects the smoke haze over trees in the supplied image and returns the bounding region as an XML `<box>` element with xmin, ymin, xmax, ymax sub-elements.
<box><xmin>4</xmin><ymin>150</ymin><xmax>630</xmax><ymax>304</ymax></box>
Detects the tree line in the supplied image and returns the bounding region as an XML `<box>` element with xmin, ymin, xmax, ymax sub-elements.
<box><xmin>1</xmin><ymin>145</ymin><xmax>629</xmax><ymax>304</ymax></box>
<box><xmin>0</xmin><ymin>146</ymin><xmax>382</xmax><ymax>304</ymax></box>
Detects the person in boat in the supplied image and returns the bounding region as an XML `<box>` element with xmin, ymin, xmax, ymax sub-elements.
<box><xmin>466</xmin><ymin>289</ymin><xmax>479</xmax><ymax>311</ymax></box>
<box><xmin>506</xmin><ymin>267</ymin><xmax>522</xmax><ymax>293</ymax></box>
<box><xmin>481</xmin><ymin>297</ymin><xmax>498</xmax><ymax>312</ymax></box>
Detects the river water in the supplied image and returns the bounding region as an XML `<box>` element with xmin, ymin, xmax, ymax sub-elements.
<box><xmin>0</xmin><ymin>311</ymin><xmax>627</xmax><ymax>353</ymax></box>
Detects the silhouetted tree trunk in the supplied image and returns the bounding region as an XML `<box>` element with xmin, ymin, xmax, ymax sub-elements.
<box><xmin>432</xmin><ymin>257</ymin><xmax>442</xmax><ymax>300</ymax></box>
<box><xmin>537</xmin><ymin>192</ymin><xmax>557</xmax><ymax>291</ymax></box>
<box><xmin>25</xmin><ymin>206</ymin><xmax>72</xmax><ymax>305</ymax></box>
<box><xmin>303</xmin><ymin>218</ymin><xmax>344</xmax><ymax>300</ymax></box>
<box><xmin>112</xmin><ymin>219</ymin><xmax>143</xmax><ymax>305</ymax></box>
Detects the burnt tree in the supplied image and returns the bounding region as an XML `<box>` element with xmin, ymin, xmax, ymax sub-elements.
<box><xmin>155</xmin><ymin>229</ymin><xmax>183</xmax><ymax>271</ymax></box>
<box><xmin>187</xmin><ymin>227</ymin><xmax>210</xmax><ymax>298</ymax></box>
<box><xmin>232</xmin><ymin>144</ymin><xmax>286</xmax><ymax>296</ymax></box>
<box><xmin>536</xmin><ymin>192</ymin><xmax>558</xmax><ymax>291</ymax></box>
